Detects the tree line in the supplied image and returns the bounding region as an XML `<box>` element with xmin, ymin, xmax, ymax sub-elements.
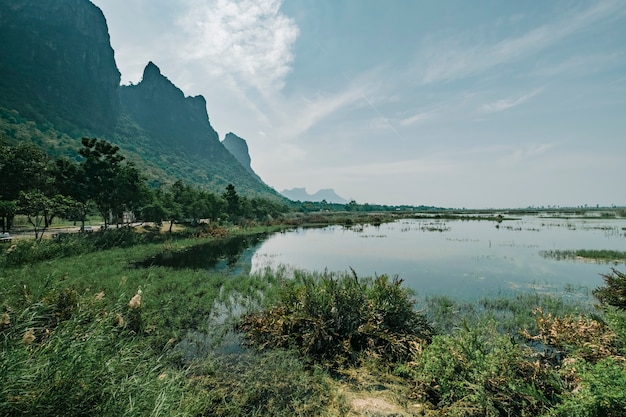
<box><xmin>0</xmin><ymin>138</ymin><xmax>289</xmax><ymax>238</ymax></box>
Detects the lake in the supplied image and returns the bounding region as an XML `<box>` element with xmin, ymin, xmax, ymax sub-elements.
<box><xmin>249</xmin><ymin>215</ymin><xmax>626</xmax><ymax>300</ymax></box>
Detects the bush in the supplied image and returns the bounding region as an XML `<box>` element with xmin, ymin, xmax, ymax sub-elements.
<box><xmin>548</xmin><ymin>359</ymin><xmax>626</xmax><ymax>417</ymax></box>
<box><xmin>238</xmin><ymin>271</ymin><xmax>434</xmax><ymax>367</ymax></box>
<box><xmin>413</xmin><ymin>322</ymin><xmax>561</xmax><ymax>417</ymax></box>
<box><xmin>522</xmin><ymin>308</ymin><xmax>622</xmax><ymax>364</ymax></box>
<box><xmin>593</xmin><ymin>268</ymin><xmax>626</xmax><ymax>310</ymax></box>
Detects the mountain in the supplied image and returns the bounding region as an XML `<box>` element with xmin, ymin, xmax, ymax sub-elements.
<box><xmin>115</xmin><ymin>62</ymin><xmax>279</xmax><ymax>196</ymax></box>
<box><xmin>0</xmin><ymin>0</ymin><xmax>120</xmax><ymax>131</ymax></box>
<box><xmin>120</xmin><ymin>62</ymin><xmax>220</xmax><ymax>155</ymax></box>
<box><xmin>222</xmin><ymin>132</ymin><xmax>261</xmax><ymax>180</ymax></box>
<box><xmin>0</xmin><ymin>0</ymin><xmax>282</xmax><ymax>200</ymax></box>
<box><xmin>280</xmin><ymin>188</ymin><xmax>349</xmax><ymax>204</ymax></box>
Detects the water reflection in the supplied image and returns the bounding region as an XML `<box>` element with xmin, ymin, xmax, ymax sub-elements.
<box><xmin>250</xmin><ymin>216</ymin><xmax>626</xmax><ymax>299</ymax></box>
<box><xmin>135</xmin><ymin>233</ymin><xmax>268</xmax><ymax>272</ymax></box>
<box><xmin>133</xmin><ymin>216</ymin><xmax>626</xmax><ymax>300</ymax></box>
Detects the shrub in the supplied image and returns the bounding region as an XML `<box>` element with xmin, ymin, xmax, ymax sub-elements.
<box><xmin>548</xmin><ymin>358</ymin><xmax>626</xmax><ymax>417</ymax></box>
<box><xmin>413</xmin><ymin>322</ymin><xmax>561</xmax><ymax>417</ymax></box>
<box><xmin>593</xmin><ymin>268</ymin><xmax>626</xmax><ymax>310</ymax></box>
<box><xmin>238</xmin><ymin>271</ymin><xmax>434</xmax><ymax>367</ymax></box>
<box><xmin>522</xmin><ymin>308</ymin><xmax>622</xmax><ymax>364</ymax></box>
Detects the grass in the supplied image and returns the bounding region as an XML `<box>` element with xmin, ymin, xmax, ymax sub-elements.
<box><xmin>540</xmin><ymin>249</ymin><xmax>626</xmax><ymax>264</ymax></box>
<box><xmin>2</xmin><ymin>225</ymin><xmax>626</xmax><ymax>416</ymax></box>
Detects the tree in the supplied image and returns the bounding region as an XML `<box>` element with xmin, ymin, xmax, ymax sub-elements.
<box><xmin>0</xmin><ymin>142</ymin><xmax>50</xmax><ymax>231</ymax></box>
<box><xmin>17</xmin><ymin>191</ymin><xmax>75</xmax><ymax>240</ymax></box>
<box><xmin>52</xmin><ymin>157</ymin><xmax>91</xmax><ymax>231</ymax></box>
<box><xmin>223</xmin><ymin>184</ymin><xmax>241</xmax><ymax>219</ymax></box>
<box><xmin>79</xmin><ymin>138</ymin><xmax>146</xmax><ymax>228</ymax></box>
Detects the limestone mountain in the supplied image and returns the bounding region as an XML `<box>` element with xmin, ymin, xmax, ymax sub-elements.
<box><xmin>0</xmin><ymin>0</ymin><xmax>282</xmax><ymax>199</ymax></box>
<box><xmin>222</xmin><ymin>132</ymin><xmax>261</xmax><ymax>180</ymax></box>
<box><xmin>0</xmin><ymin>0</ymin><xmax>120</xmax><ymax>131</ymax></box>
<box><xmin>115</xmin><ymin>62</ymin><xmax>279</xmax><ymax>195</ymax></box>
<box><xmin>120</xmin><ymin>62</ymin><xmax>220</xmax><ymax>155</ymax></box>
<box><xmin>280</xmin><ymin>188</ymin><xmax>349</xmax><ymax>204</ymax></box>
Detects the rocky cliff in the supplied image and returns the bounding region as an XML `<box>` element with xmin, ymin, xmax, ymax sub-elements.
<box><xmin>0</xmin><ymin>0</ymin><xmax>282</xmax><ymax>199</ymax></box>
<box><xmin>120</xmin><ymin>62</ymin><xmax>222</xmax><ymax>156</ymax></box>
<box><xmin>0</xmin><ymin>0</ymin><xmax>120</xmax><ymax>131</ymax></box>
<box><xmin>222</xmin><ymin>132</ymin><xmax>261</xmax><ymax>180</ymax></box>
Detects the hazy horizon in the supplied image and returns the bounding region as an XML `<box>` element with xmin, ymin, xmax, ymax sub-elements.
<box><xmin>92</xmin><ymin>0</ymin><xmax>626</xmax><ymax>209</ymax></box>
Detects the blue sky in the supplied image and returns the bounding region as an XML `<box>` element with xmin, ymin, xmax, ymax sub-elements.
<box><xmin>91</xmin><ymin>0</ymin><xmax>626</xmax><ymax>208</ymax></box>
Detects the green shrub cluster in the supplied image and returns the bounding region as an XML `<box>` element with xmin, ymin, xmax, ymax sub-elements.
<box><xmin>593</xmin><ymin>268</ymin><xmax>626</xmax><ymax>309</ymax></box>
<box><xmin>412</xmin><ymin>322</ymin><xmax>561</xmax><ymax>416</ymax></box>
<box><xmin>238</xmin><ymin>271</ymin><xmax>434</xmax><ymax>367</ymax></box>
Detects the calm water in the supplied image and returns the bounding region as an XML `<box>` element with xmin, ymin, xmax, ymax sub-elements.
<box><xmin>250</xmin><ymin>216</ymin><xmax>626</xmax><ymax>299</ymax></box>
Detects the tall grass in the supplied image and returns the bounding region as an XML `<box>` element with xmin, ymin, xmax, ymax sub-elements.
<box><xmin>0</xmin><ymin>288</ymin><xmax>206</xmax><ymax>416</ymax></box>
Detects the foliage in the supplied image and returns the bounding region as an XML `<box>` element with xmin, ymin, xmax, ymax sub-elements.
<box><xmin>547</xmin><ymin>359</ymin><xmax>626</xmax><ymax>417</ymax></box>
<box><xmin>17</xmin><ymin>191</ymin><xmax>76</xmax><ymax>239</ymax></box>
<box><xmin>0</xmin><ymin>139</ymin><xmax>289</xmax><ymax>236</ymax></box>
<box><xmin>0</xmin><ymin>287</ymin><xmax>205</xmax><ymax>417</ymax></box>
<box><xmin>522</xmin><ymin>308</ymin><xmax>622</xmax><ymax>363</ymax></box>
<box><xmin>79</xmin><ymin>137</ymin><xmax>147</xmax><ymax>227</ymax></box>
<box><xmin>238</xmin><ymin>271</ymin><xmax>434</xmax><ymax>367</ymax></box>
<box><xmin>412</xmin><ymin>321</ymin><xmax>561</xmax><ymax>417</ymax></box>
<box><xmin>0</xmin><ymin>228</ymin><xmax>164</xmax><ymax>267</ymax></box>
<box><xmin>189</xmin><ymin>350</ymin><xmax>336</xmax><ymax>417</ymax></box>
<box><xmin>0</xmin><ymin>140</ymin><xmax>51</xmax><ymax>230</ymax></box>
<box><xmin>223</xmin><ymin>183</ymin><xmax>241</xmax><ymax>218</ymax></box>
<box><xmin>593</xmin><ymin>268</ymin><xmax>626</xmax><ymax>309</ymax></box>
<box><xmin>517</xmin><ymin>302</ymin><xmax>626</xmax><ymax>417</ymax></box>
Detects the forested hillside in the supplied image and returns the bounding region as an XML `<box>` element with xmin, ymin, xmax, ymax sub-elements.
<box><xmin>0</xmin><ymin>0</ymin><xmax>282</xmax><ymax>200</ymax></box>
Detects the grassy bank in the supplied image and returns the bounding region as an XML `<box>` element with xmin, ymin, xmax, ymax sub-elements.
<box><xmin>2</xmin><ymin>227</ymin><xmax>626</xmax><ymax>416</ymax></box>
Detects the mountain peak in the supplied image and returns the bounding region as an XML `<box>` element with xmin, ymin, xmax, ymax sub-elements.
<box><xmin>223</xmin><ymin>132</ymin><xmax>261</xmax><ymax>180</ymax></box>
<box><xmin>143</xmin><ymin>61</ymin><xmax>161</xmax><ymax>80</ymax></box>
<box><xmin>280</xmin><ymin>188</ymin><xmax>348</xmax><ymax>204</ymax></box>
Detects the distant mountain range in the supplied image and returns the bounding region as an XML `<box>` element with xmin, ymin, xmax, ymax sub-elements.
<box><xmin>0</xmin><ymin>0</ymin><xmax>281</xmax><ymax>200</ymax></box>
<box><xmin>280</xmin><ymin>188</ymin><xmax>349</xmax><ymax>204</ymax></box>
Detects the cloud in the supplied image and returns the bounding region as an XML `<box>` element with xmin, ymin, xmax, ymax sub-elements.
<box><xmin>322</xmin><ymin>157</ymin><xmax>459</xmax><ymax>179</ymax></box>
<box><xmin>480</xmin><ymin>88</ymin><xmax>542</xmax><ymax>114</ymax></box>
<box><xmin>529</xmin><ymin>53</ymin><xmax>623</xmax><ymax>78</ymax></box>
<box><xmin>177</xmin><ymin>0</ymin><xmax>299</xmax><ymax>93</ymax></box>
<box><xmin>418</xmin><ymin>1</ymin><xmax>625</xmax><ymax>84</ymax></box>
<box><xmin>496</xmin><ymin>142</ymin><xmax>559</xmax><ymax>167</ymax></box>
<box><xmin>400</xmin><ymin>105</ymin><xmax>445</xmax><ymax>126</ymax></box>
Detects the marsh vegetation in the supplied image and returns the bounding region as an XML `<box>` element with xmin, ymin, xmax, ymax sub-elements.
<box><xmin>1</xmin><ymin>211</ymin><xmax>626</xmax><ymax>416</ymax></box>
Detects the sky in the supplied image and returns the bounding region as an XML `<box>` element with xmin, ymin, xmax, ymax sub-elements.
<box><xmin>90</xmin><ymin>0</ymin><xmax>626</xmax><ymax>208</ymax></box>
